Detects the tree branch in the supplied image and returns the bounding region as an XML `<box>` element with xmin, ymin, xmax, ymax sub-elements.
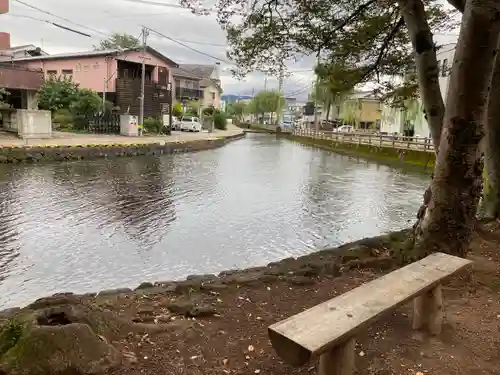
<box><xmin>319</xmin><ymin>0</ymin><xmax>379</xmax><ymax>52</ymax></box>
<box><xmin>358</xmin><ymin>16</ymin><xmax>405</xmax><ymax>83</ymax></box>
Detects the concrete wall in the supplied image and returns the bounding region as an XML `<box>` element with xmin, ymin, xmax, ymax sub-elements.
<box><xmin>16</xmin><ymin>110</ymin><xmax>52</xmax><ymax>139</ymax></box>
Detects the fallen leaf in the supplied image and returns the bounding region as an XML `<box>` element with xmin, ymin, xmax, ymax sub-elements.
<box><xmin>223</xmin><ymin>358</ymin><xmax>229</xmax><ymax>366</ymax></box>
<box><xmin>248</xmin><ymin>345</ymin><xmax>255</xmax><ymax>352</ymax></box>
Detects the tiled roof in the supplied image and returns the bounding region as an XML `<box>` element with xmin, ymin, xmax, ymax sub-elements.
<box><xmin>179</xmin><ymin>64</ymin><xmax>215</xmax><ymax>78</ymax></box>
<box><xmin>171</xmin><ymin>67</ymin><xmax>202</xmax><ymax>80</ymax></box>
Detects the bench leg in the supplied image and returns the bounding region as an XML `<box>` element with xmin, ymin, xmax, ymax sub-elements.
<box><xmin>412</xmin><ymin>283</ymin><xmax>443</xmax><ymax>335</ymax></box>
<box><xmin>318</xmin><ymin>337</ymin><xmax>356</xmax><ymax>375</ymax></box>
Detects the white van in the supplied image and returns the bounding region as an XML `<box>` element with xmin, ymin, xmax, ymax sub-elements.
<box><xmin>180</xmin><ymin>116</ymin><xmax>203</xmax><ymax>132</ymax></box>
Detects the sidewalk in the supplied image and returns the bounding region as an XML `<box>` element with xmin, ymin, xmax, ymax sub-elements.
<box><xmin>0</xmin><ymin>125</ymin><xmax>243</xmax><ymax>148</ymax></box>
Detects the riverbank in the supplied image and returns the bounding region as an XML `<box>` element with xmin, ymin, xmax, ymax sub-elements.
<box><xmin>0</xmin><ymin>127</ymin><xmax>245</xmax><ymax>163</ymax></box>
<box><xmin>289</xmin><ymin>134</ymin><xmax>435</xmax><ymax>172</ymax></box>
<box><xmin>0</xmin><ymin>223</ymin><xmax>498</xmax><ymax>374</ymax></box>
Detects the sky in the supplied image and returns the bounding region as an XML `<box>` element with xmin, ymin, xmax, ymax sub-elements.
<box><xmin>2</xmin><ymin>0</ymin><xmax>459</xmax><ymax>101</ymax></box>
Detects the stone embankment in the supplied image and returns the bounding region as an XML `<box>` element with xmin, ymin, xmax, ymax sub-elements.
<box><xmin>288</xmin><ymin>134</ymin><xmax>435</xmax><ymax>172</ymax></box>
<box><xmin>0</xmin><ymin>132</ymin><xmax>245</xmax><ymax>164</ymax></box>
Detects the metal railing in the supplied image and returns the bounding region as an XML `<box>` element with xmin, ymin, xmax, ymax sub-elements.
<box><xmin>293</xmin><ymin>129</ymin><xmax>435</xmax><ymax>152</ymax></box>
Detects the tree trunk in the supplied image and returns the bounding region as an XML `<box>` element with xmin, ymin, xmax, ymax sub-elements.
<box><xmin>481</xmin><ymin>46</ymin><xmax>500</xmax><ymax>218</ymax></box>
<box><xmin>398</xmin><ymin>0</ymin><xmax>445</xmax><ymax>152</ymax></box>
<box><xmin>326</xmin><ymin>101</ymin><xmax>331</xmax><ymax>122</ymax></box>
<box><xmin>404</xmin><ymin>0</ymin><xmax>500</xmax><ymax>261</ymax></box>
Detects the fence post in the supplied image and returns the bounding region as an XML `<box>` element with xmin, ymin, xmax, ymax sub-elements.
<box><xmin>379</xmin><ymin>134</ymin><xmax>382</xmax><ymax>147</ymax></box>
<box><xmin>392</xmin><ymin>136</ymin><xmax>395</xmax><ymax>148</ymax></box>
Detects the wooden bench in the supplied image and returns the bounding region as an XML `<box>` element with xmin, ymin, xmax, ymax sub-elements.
<box><xmin>268</xmin><ymin>252</ymin><xmax>472</xmax><ymax>375</ymax></box>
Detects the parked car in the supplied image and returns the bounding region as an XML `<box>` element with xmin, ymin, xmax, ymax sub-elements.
<box><xmin>333</xmin><ymin>125</ymin><xmax>354</xmax><ymax>133</ymax></box>
<box><xmin>180</xmin><ymin>116</ymin><xmax>203</xmax><ymax>132</ymax></box>
<box><xmin>171</xmin><ymin>116</ymin><xmax>182</xmax><ymax>130</ymax></box>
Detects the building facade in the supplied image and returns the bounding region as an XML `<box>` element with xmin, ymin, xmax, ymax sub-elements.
<box><xmin>10</xmin><ymin>47</ymin><xmax>176</xmax><ymax>117</ymax></box>
<box><xmin>176</xmin><ymin>63</ymin><xmax>223</xmax><ymax>109</ymax></box>
<box><xmin>338</xmin><ymin>91</ymin><xmax>382</xmax><ymax>129</ymax></box>
<box><xmin>380</xmin><ymin>43</ymin><xmax>455</xmax><ymax>137</ymax></box>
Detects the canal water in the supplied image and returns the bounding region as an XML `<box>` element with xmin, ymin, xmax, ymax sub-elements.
<box><xmin>0</xmin><ymin>133</ymin><xmax>429</xmax><ymax>308</ymax></box>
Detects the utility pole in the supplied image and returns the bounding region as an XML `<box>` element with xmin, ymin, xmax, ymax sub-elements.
<box><xmin>277</xmin><ymin>66</ymin><xmax>284</xmax><ymax>127</ymax></box>
<box><xmin>139</xmin><ymin>26</ymin><xmax>148</xmax><ymax>130</ymax></box>
<box><xmin>313</xmin><ymin>54</ymin><xmax>321</xmax><ymax>132</ymax></box>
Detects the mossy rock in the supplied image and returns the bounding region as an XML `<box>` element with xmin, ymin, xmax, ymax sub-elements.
<box><xmin>0</xmin><ymin>296</ymin><xmax>160</xmax><ymax>375</ymax></box>
<box><xmin>0</xmin><ymin>323</ymin><xmax>121</xmax><ymax>375</ymax></box>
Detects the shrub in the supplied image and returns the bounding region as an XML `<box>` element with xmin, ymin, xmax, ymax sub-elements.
<box><xmin>143</xmin><ymin>117</ymin><xmax>163</xmax><ymax>133</ymax></box>
<box><xmin>202</xmin><ymin>106</ymin><xmax>215</xmax><ymax>116</ymax></box>
<box><xmin>52</xmin><ymin>108</ymin><xmax>73</xmax><ymax>129</ymax></box>
<box><xmin>37</xmin><ymin>76</ymin><xmax>79</xmax><ymax>112</ymax></box>
<box><xmin>70</xmin><ymin>89</ymin><xmax>102</xmax><ymax>118</ymax></box>
<box><xmin>214</xmin><ymin>112</ymin><xmax>227</xmax><ymax>130</ymax></box>
<box><xmin>172</xmin><ymin>103</ymin><xmax>183</xmax><ymax>117</ymax></box>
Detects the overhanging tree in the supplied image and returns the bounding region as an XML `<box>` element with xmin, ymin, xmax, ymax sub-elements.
<box><xmin>182</xmin><ymin>0</ymin><xmax>500</xmax><ymax>258</ymax></box>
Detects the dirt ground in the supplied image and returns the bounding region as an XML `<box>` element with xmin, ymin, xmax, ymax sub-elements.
<box><xmin>83</xmin><ymin>224</ymin><xmax>500</xmax><ymax>375</ymax></box>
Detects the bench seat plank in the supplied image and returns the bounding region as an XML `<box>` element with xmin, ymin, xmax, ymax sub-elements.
<box><xmin>268</xmin><ymin>252</ymin><xmax>471</xmax><ymax>366</ymax></box>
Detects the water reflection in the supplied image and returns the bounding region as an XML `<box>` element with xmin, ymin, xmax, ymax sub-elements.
<box><xmin>0</xmin><ymin>134</ymin><xmax>429</xmax><ymax>308</ymax></box>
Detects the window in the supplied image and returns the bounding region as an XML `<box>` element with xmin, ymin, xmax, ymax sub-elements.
<box><xmin>76</xmin><ymin>63</ymin><xmax>81</xmax><ymax>72</ymax></box>
<box><xmin>175</xmin><ymin>79</ymin><xmax>180</xmax><ymax>86</ymax></box>
<box><xmin>211</xmin><ymin>92</ymin><xmax>215</xmax><ymax>100</ymax></box>
<box><xmin>62</xmin><ymin>69</ymin><xmax>73</xmax><ymax>76</ymax></box>
<box><xmin>437</xmin><ymin>60</ymin><xmax>441</xmax><ymax>74</ymax></box>
<box><xmin>46</xmin><ymin>70</ymin><xmax>57</xmax><ymax>76</ymax></box>
<box><xmin>442</xmin><ymin>58</ymin><xmax>448</xmax><ymax>77</ymax></box>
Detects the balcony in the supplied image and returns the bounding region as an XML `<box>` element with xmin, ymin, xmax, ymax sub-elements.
<box><xmin>0</xmin><ymin>64</ymin><xmax>44</xmax><ymax>90</ymax></box>
<box><xmin>175</xmin><ymin>86</ymin><xmax>203</xmax><ymax>100</ymax></box>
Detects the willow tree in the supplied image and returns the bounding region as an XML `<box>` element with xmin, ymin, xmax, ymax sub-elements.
<box><xmin>181</xmin><ymin>0</ymin><xmax>500</xmax><ymax>259</ymax></box>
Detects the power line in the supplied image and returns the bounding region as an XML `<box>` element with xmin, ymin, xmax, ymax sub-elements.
<box><xmin>5</xmin><ymin>12</ymin><xmax>93</xmax><ymax>38</ymax></box>
<box><xmin>144</xmin><ymin>25</ymin><xmax>233</xmax><ymax>64</ymax></box>
<box><xmin>13</xmin><ymin>0</ymin><xmax>111</xmax><ymax>38</ymax></box>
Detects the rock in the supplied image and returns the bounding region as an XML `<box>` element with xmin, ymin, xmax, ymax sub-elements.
<box><xmin>175</xmin><ymin>280</ymin><xmax>202</xmax><ymax>291</ymax></box>
<box><xmin>167</xmin><ymin>299</ymin><xmax>216</xmax><ymax>318</ymax></box>
<box><xmin>186</xmin><ymin>274</ymin><xmax>218</xmax><ymax>283</ymax></box>
<box><xmin>27</xmin><ymin>295</ymin><xmax>81</xmax><ymax>310</ymax></box>
<box><xmin>200</xmin><ymin>283</ymin><xmax>228</xmax><ymax>291</ymax></box>
<box><xmin>0</xmin><ymin>323</ymin><xmax>122</xmax><ymax>374</ymax></box>
<box><xmin>167</xmin><ymin>300</ymin><xmax>194</xmax><ymax>316</ymax></box>
<box><xmin>294</xmin><ymin>266</ymin><xmax>320</xmax><ymax>277</ymax></box>
<box><xmin>258</xmin><ymin>274</ymin><xmax>279</xmax><ymax>282</ymax></box>
<box><xmin>222</xmin><ymin>274</ymin><xmax>261</xmax><ymax>286</ymax></box>
<box><xmin>286</xmin><ymin>276</ymin><xmax>316</xmax><ymax>286</ymax></box>
<box><xmin>135</xmin><ymin>282</ymin><xmax>154</xmax><ymax>290</ymax></box>
<box><xmin>97</xmin><ymin>288</ymin><xmax>132</xmax><ymax>297</ymax></box>
<box><xmin>137</xmin><ymin>306</ymin><xmax>155</xmax><ymax>315</ymax></box>
<box><xmin>188</xmin><ymin>305</ymin><xmax>216</xmax><ymax>317</ymax></box>
<box><xmin>218</xmin><ymin>269</ymin><xmax>241</xmax><ymax>277</ymax></box>
<box><xmin>0</xmin><ymin>308</ymin><xmax>20</xmax><ymax>319</ymax></box>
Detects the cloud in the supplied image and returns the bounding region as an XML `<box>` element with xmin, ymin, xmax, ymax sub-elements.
<box><xmin>2</xmin><ymin>0</ymin><xmax>314</xmax><ymax>100</ymax></box>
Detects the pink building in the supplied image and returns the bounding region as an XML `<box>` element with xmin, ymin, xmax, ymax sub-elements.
<box><xmin>10</xmin><ymin>47</ymin><xmax>177</xmax><ymax>117</ymax></box>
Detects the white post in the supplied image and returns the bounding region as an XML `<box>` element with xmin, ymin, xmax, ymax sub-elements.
<box><xmin>139</xmin><ymin>27</ymin><xmax>148</xmax><ymax>130</ymax></box>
